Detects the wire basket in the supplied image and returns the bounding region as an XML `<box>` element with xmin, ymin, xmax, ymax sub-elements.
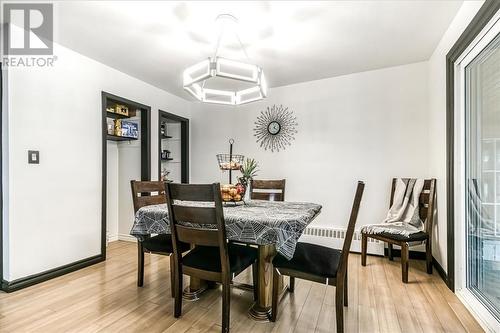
<box><xmin>216</xmin><ymin>154</ymin><xmax>244</xmax><ymax>171</ymax></box>
<box><xmin>220</xmin><ymin>183</ymin><xmax>246</xmax><ymax>202</ymax></box>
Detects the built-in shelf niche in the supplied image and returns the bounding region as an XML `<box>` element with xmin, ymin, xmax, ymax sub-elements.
<box><xmin>158</xmin><ymin>110</ymin><xmax>189</xmax><ymax>183</ymax></box>
<box><xmin>106</xmin><ymin>97</ymin><xmax>140</xmax><ymax>141</ymax></box>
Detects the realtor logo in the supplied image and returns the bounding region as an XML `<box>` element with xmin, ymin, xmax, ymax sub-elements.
<box><xmin>3</xmin><ymin>3</ymin><xmax>53</xmax><ymax>55</ymax></box>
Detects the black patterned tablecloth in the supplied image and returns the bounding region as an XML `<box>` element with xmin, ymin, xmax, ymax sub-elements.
<box><xmin>130</xmin><ymin>200</ymin><xmax>322</xmax><ymax>259</ymax></box>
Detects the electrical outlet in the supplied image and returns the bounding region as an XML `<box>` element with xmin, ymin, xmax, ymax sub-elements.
<box><xmin>28</xmin><ymin>150</ymin><xmax>39</xmax><ymax>164</ymax></box>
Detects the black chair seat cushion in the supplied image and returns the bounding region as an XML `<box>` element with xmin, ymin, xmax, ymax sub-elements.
<box><xmin>142</xmin><ymin>234</ymin><xmax>190</xmax><ymax>254</ymax></box>
<box><xmin>182</xmin><ymin>243</ymin><xmax>257</xmax><ymax>273</ymax></box>
<box><xmin>373</xmin><ymin>231</ymin><xmax>429</xmax><ymax>242</ymax></box>
<box><xmin>273</xmin><ymin>242</ymin><xmax>341</xmax><ymax>279</ymax></box>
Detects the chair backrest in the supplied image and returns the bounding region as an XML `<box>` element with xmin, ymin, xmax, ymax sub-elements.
<box><xmin>130</xmin><ymin>180</ymin><xmax>167</xmax><ymax>213</ymax></box>
<box><xmin>389</xmin><ymin>178</ymin><xmax>436</xmax><ymax>234</ymax></box>
<box><xmin>338</xmin><ymin>181</ymin><xmax>365</xmax><ymax>275</ymax></box>
<box><xmin>165</xmin><ymin>183</ymin><xmax>229</xmax><ymax>274</ymax></box>
<box><xmin>251</xmin><ymin>179</ymin><xmax>286</xmax><ymax>201</ymax></box>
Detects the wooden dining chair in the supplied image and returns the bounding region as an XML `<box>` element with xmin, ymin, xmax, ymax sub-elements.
<box><xmin>271</xmin><ymin>181</ymin><xmax>365</xmax><ymax>333</ymax></box>
<box><xmin>360</xmin><ymin>178</ymin><xmax>436</xmax><ymax>283</ymax></box>
<box><xmin>130</xmin><ymin>180</ymin><xmax>190</xmax><ymax>293</ymax></box>
<box><xmin>251</xmin><ymin>179</ymin><xmax>286</xmax><ymax>201</ymax></box>
<box><xmin>166</xmin><ymin>183</ymin><xmax>259</xmax><ymax>333</ymax></box>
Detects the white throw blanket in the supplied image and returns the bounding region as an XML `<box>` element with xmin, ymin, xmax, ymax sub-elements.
<box><xmin>362</xmin><ymin>178</ymin><xmax>424</xmax><ymax>237</ymax></box>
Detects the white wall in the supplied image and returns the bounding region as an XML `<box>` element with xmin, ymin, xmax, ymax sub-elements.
<box><xmin>106</xmin><ymin>142</ymin><xmax>119</xmax><ymax>241</ymax></box>
<box><xmin>117</xmin><ymin>140</ymin><xmax>141</xmax><ymax>239</ymax></box>
<box><xmin>2</xmin><ymin>59</ymin><xmax>11</xmax><ymax>280</ymax></box>
<box><xmin>428</xmin><ymin>1</ymin><xmax>484</xmax><ymax>272</ymax></box>
<box><xmin>191</xmin><ymin>62</ymin><xmax>430</xmax><ymax>236</ymax></box>
<box><xmin>4</xmin><ymin>41</ymin><xmax>190</xmax><ymax>281</ymax></box>
<box><xmin>108</xmin><ymin>114</ymin><xmax>143</xmax><ymax>242</ymax></box>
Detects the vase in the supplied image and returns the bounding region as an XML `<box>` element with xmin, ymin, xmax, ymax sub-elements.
<box><xmin>244</xmin><ymin>182</ymin><xmax>251</xmax><ymax>201</ymax></box>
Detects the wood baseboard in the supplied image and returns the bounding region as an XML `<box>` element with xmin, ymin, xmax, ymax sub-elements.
<box><xmin>432</xmin><ymin>257</ymin><xmax>448</xmax><ymax>283</ymax></box>
<box><xmin>1</xmin><ymin>255</ymin><xmax>103</xmax><ymax>293</ymax></box>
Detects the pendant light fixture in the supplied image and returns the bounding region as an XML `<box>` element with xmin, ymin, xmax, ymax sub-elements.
<box><xmin>183</xmin><ymin>14</ymin><xmax>268</xmax><ymax>105</ymax></box>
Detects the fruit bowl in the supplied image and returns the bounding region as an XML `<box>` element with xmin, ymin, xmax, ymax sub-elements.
<box><xmin>216</xmin><ymin>154</ymin><xmax>245</xmax><ymax>171</ymax></box>
<box><xmin>220</xmin><ymin>183</ymin><xmax>246</xmax><ymax>202</ymax></box>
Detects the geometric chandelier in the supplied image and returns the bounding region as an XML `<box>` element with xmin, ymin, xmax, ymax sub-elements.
<box><xmin>183</xmin><ymin>15</ymin><xmax>268</xmax><ymax>105</ymax></box>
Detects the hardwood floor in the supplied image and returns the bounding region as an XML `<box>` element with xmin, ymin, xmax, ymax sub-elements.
<box><xmin>0</xmin><ymin>241</ymin><xmax>483</xmax><ymax>332</ymax></box>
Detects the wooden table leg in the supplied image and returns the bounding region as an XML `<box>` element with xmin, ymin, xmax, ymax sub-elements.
<box><xmin>249</xmin><ymin>244</ymin><xmax>284</xmax><ymax>321</ymax></box>
<box><xmin>182</xmin><ymin>244</ymin><xmax>208</xmax><ymax>301</ymax></box>
<box><xmin>182</xmin><ymin>277</ymin><xmax>208</xmax><ymax>301</ymax></box>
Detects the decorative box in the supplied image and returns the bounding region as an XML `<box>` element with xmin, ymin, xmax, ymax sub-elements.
<box><xmin>121</xmin><ymin>120</ymin><xmax>139</xmax><ymax>138</ymax></box>
<box><xmin>115</xmin><ymin>104</ymin><xmax>129</xmax><ymax>116</ymax></box>
<box><xmin>114</xmin><ymin>119</ymin><xmax>122</xmax><ymax>136</ymax></box>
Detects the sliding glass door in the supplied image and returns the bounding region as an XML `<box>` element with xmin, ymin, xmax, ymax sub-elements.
<box><xmin>463</xmin><ymin>22</ymin><xmax>500</xmax><ymax>325</ymax></box>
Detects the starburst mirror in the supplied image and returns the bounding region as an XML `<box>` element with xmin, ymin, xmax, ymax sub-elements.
<box><xmin>254</xmin><ymin>105</ymin><xmax>298</xmax><ymax>152</ymax></box>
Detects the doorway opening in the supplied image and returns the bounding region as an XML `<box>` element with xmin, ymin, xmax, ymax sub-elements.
<box><xmin>451</xmin><ymin>6</ymin><xmax>500</xmax><ymax>330</ymax></box>
<box><xmin>102</xmin><ymin>92</ymin><xmax>151</xmax><ymax>258</ymax></box>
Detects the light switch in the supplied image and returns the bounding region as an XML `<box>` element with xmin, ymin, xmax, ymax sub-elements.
<box><xmin>28</xmin><ymin>150</ymin><xmax>39</xmax><ymax>164</ymax></box>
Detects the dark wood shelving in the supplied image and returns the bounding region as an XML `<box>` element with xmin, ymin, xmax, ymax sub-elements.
<box><xmin>107</xmin><ymin>134</ymin><xmax>138</xmax><ymax>141</ymax></box>
<box><xmin>106</xmin><ymin>111</ymin><xmax>131</xmax><ymax>120</ymax></box>
<box><xmin>158</xmin><ymin>110</ymin><xmax>189</xmax><ymax>183</ymax></box>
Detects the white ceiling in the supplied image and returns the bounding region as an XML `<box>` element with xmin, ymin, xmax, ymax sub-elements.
<box><xmin>52</xmin><ymin>1</ymin><xmax>463</xmax><ymax>100</ymax></box>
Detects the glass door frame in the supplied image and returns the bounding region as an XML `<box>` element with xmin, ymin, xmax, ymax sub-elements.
<box><xmin>454</xmin><ymin>10</ymin><xmax>500</xmax><ymax>332</ymax></box>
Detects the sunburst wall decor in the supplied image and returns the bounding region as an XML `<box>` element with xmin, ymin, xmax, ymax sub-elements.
<box><xmin>254</xmin><ymin>104</ymin><xmax>298</xmax><ymax>152</ymax></box>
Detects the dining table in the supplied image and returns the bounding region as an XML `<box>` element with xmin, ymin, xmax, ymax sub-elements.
<box><xmin>130</xmin><ymin>199</ymin><xmax>322</xmax><ymax>321</ymax></box>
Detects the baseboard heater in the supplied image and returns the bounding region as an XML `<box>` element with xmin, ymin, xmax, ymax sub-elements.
<box><xmin>300</xmin><ymin>226</ymin><xmax>385</xmax><ymax>255</ymax></box>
